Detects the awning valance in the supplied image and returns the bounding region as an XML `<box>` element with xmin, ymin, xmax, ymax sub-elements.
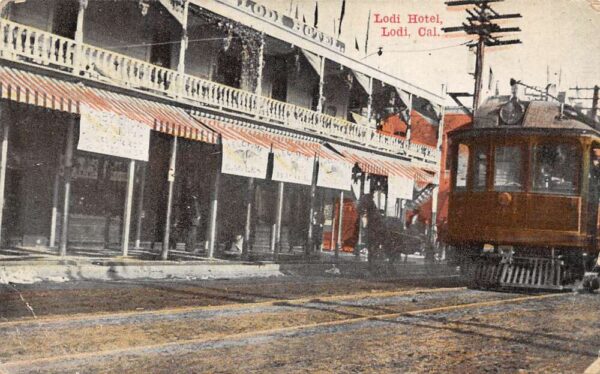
<box><xmin>0</xmin><ymin>66</ymin><xmax>217</xmax><ymax>144</ymax></box>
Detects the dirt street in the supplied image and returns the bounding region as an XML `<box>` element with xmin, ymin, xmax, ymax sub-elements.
<box><xmin>0</xmin><ymin>276</ymin><xmax>598</xmax><ymax>373</ymax></box>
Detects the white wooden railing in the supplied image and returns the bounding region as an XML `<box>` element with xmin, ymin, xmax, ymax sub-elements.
<box><xmin>0</xmin><ymin>18</ymin><xmax>438</xmax><ymax>164</ymax></box>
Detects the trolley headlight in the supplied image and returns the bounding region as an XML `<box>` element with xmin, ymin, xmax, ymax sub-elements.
<box><xmin>499</xmin><ymin>98</ymin><xmax>525</xmax><ymax>126</ymax></box>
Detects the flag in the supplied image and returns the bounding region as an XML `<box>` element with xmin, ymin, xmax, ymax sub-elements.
<box><xmin>355</xmin><ymin>37</ymin><xmax>359</xmax><ymax>51</ymax></box>
<box><xmin>314</xmin><ymin>1</ymin><xmax>319</xmax><ymax>28</ymax></box>
<box><xmin>303</xmin><ymin>14</ymin><xmax>306</xmax><ymax>23</ymax></box>
<box><xmin>488</xmin><ymin>68</ymin><xmax>493</xmax><ymax>90</ymax></box>
<box><xmin>338</xmin><ymin>0</ymin><xmax>346</xmax><ymax>36</ymax></box>
<box><xmin>364</xmin><ymin>9</ymin><xmax>371</xmax><ymax>54</ymax></box>
<box><xmin>294</xmin><ymin>4</ymin><xmax>299</xmax><ymax>19</ymax></box>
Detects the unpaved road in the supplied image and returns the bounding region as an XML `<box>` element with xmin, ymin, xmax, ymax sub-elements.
<box><xmin>0</xmin><ymin>276</ymin><xmax>598</xmax><ymax>373</ymax></box>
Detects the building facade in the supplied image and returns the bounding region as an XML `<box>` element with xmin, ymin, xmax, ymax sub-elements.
<box><xmin>0</xmin><ymin>0</ymin><xmax>446</xmax><ymax>259</ymax></box>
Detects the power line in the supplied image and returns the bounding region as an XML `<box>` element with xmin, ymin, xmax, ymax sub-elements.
<box><xmin>361</xmin><ymin>41</ymin><xmax>474</xmax><ymax>60</ymax></box>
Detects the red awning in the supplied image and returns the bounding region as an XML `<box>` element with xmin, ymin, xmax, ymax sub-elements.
<box><xmin>0</xmin><ymin>66</ymin><xmax>217</xmax><ymax>143</ymax></box>
<box><xmin>329</xmin><ymin>143</ymin><xmax>435</xmax><ymax>185</ymax></box>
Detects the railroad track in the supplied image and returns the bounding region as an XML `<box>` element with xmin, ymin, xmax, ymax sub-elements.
<box><xmin>0</xmin><ymin>288</ymin><xmax>569</xmax><ymax>372</ymax></box>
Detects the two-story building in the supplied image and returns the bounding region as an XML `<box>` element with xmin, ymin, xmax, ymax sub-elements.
<box><xmin>0</xmin><ymin>0</ymin><xmax>446</xmax><ymax>260</ymax></box>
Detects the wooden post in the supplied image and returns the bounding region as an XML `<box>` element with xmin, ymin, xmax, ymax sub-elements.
<box><xmin>274</xmin><ymin>181</ymin><xmax>284</xmax><ymax>253</ymax></box>
<box><xmin>59</xmin><ymin>118</ymin><xmax>75</xmax><ymax>256</ymax></box>
<box><xmin>431</xmin><ymin>90</ymin><xmax>446</xmax><ymax>246</ymax></box>
<box><xmin>316</xmin><ymin>56</ymin><xmax>325</xmax><ymax>113</ymax></box>
<box><xmin>207</xmin><ymin>166</ymin><xmax>221</xmax><ymax>259</ymax></box>
<box><xmin>243</xmin><ymin>177</ymin><xmax>254</xmax><ymax>257</ymax></box>
<box><xmin>406</xmin><ymin>93</ymin><xmax>413</xmax><ymax>143</ymax></box>
<box><xmin>74</xmin><ymin>0</ymin><xmax>87</xmax><ymax>73</ymax></box>
<box><xmin>0</xmin><ymin>107</ymin><xmax>8</xmax><ymax>247</ymax></box>
<box><xmin>254</xmin><ymin>33</ymin><xmax>265</xmax><ymax>96</ymax></box>
<box><xmin>176</xmin><ymin>0</ymin><xmax>189</xmax><ymax>96</ymax></box>
<box><xmin>134</xmin><ymin>163</ymin><xmax>147</xmax><ymax>249</ymax></box>
<box><xmin>121</xmin><ymin>159</ymin><xmax>135</xmax><ymax>257</ymax></box>
<box><xmin>335</xmin><ymin>190</ymin><xmax>344</xmax><ymax>258</ymax></box>
<box><xmin>49</xmin><ymin>163</ymin><xmax>61</xmax><ymax>248</ymax></box>
<box><xmin>306</xmin><ymin>158</ymin><xmax>318</xmax><ymax>255</ymax></box>
<box><xmin>160</xmin><ymin>136</ymin><xmax>178</xmax><ymax>260</ymax></box>
<box><xmin>366</xmin><ymin>76</ymin><xmax>373</xmax><ymax>121</ymax></box>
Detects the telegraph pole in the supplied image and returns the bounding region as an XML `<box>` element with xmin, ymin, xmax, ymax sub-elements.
<box><xmin>443</xmin><ymin>0</ymin><xmax>522</xmax><ymax>112</ymax></box>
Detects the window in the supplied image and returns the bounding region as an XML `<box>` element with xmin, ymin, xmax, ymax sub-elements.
<box><xmin>454</xmin><ymin>143</ymin><xmax>469</xmax><ymax>189</ymax></box>
<box><xmin>532</xmin><ymin>143</ymin><xmax>579</xmax><ymax>195</ymax></box>
<box><xmin>494</xmin><ymin>145</ymin><xmax>523</xmax><ymax>191</ymax></box>
<box><xmin>472</xmin><ymin>146</ymin><xmax>488</xmax><ymax>190</ymax></box>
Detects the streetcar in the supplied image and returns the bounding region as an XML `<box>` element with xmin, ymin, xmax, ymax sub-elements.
<box><xmin>446</xmin><ymin>83</ymin><xmax>600</xmax><ymax>291</ymax></box>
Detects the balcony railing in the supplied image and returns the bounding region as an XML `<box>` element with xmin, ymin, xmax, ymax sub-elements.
<box><xmin>0</xmin><ymin>18</ymin><xmax>438</xmax><ymax>164</ymax></box>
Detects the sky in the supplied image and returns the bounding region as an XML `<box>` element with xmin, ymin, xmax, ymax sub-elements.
<box><xmin>264</xmin><ymin>0</ymin><xmax>600</xmax><ymax>106</ymax></box>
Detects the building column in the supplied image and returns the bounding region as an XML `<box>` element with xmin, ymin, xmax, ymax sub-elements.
<box><xmin>207</xmin><ymin>166</ymin><xmax>221</xmax><ymax>259</ymax></box>
<box><xmin>306</xmin><ymin>158</ymin><xmax>318</xmax><ymax>255</ymax></box>
<box><xmin>134</xmin><ymin>163</ymin><xmax>147</xmax><ymax>249</ymax></box>
<box><xmin>121</xmin><ymin>159</ymin><xmax>135</xmax><ymax>257</ymax></box>
<box><xmin>243</xmin><ymin>177</ymin><xmax>254</xmax><ymax>257</ymax></box>
<box><xmin>74</xmin><ymin>0</ymin><xmax>88</xmax><ymax>73</ymax></box>
<box><xmin>431</xmin><ymin>90</ymin><xmax>446</xmax><ymax>245</ymax></box>
<box><xmin>0</xmin><ymin>107</ymin><xmax>9</xmax><ymax>247</ymax></box>
<box><xmin>49</xmin><ymin>162</ymin><xmax>61</xmax><ymax>248</ymax></box>
<box><xmin>59</xmin><ymin>117</ymin><xmax>75</xmax><ymax>256</ymax></box>
<box><xmin>335</xmin><ymin>191</ymin><xmax>344</xmax><ymax>259</ymax></box>
<box><xmin>405</xmin><ymin>93</ymin><xmax>414</xmax><ymax>143</ymax></box>
<box><xmin>176</xmin><ymin>0</ymin><xmax>189</xmax><ymax>96</ymax></box>
<box><xmin>366</xmin><ymin>77</ymin><xmax>373</xmax><ymax>121</ymax></box>
<box><xmin>316</xmin><ymin>56</ymin><xmax>325</xmax><ymax>113</ymax></box>
<box><xmin>274</xmin><ymin>181</ymin><xmax>284</xmax><ymax>253</ymax></box>
<box><xmin>160</xmin><ymin>136</ymin><xmax>178</xmax><ymax>260</ymax></box>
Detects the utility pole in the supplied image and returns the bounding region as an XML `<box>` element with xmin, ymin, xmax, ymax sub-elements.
<box><xmin>443</xmin><ymin>0</ymin><xmax>522</xmax><ymax>112</ymax></box>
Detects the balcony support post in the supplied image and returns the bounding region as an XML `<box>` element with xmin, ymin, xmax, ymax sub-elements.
<box><xmin>59</xmin><ymin>117</ymin><xmax>75</xmax><ymax>256</ymax></box>
<box><xmin>405</xmin><ymin>93</ymin><xmax>413</xmax><ymax>143</ymax></box>
<box><xmin>367</xmin><ymin>76</ymin><xmax>373</xmax><ymax>122</ymax></box>
<box><xmin>74</xmin><ymin>0</ymin><xmax>88</xmax><ymax>73</ymax></box>
<box><xmin>316</xmin><ymin>56</ymin><xmax>325</xmax><ymax>113</ymax></box>
<box><xmin>176</xmin><ymin>0</ymin><xmax>189</xmax><ymax>97</ymax></box>
<box><xmin>0</xmin><ymin>106</ymin><xmax>8</xmax><ymax>248</ymax></box>
<box><xmin>121</xmin><ymin>159</ymin><xmax>135</xmax><ymax>257</ymax></box>
<box><xmin>430</xmin><ymin>85</ymin><xmax>447</xmax><ymax>247</ymax></box>
<box><xmin>160</xmin><ymin>136</ymin><xmax>178</xmax><ymax>260</ymax></box>
<box><xmin>305</xmin><ymin>157</ymin><xmax>318</xmax><ymax>256</ymax></box>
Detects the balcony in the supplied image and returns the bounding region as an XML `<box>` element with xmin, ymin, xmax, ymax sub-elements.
<box><xmin>0</xmin><ymin>18</ymin><xmax>439</xmax><ymax>165</ymax></box>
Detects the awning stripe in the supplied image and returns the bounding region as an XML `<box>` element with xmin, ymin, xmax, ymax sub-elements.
<box><xmin>0</xmin><ymin>66</ymin><xmax>217</xmax><ymax>144</ymax></box>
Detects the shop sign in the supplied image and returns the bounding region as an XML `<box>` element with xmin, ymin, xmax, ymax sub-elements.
<box><xmin>388</xmin><ymin>174</ymin><xmax>414</xmax><ymax>201</ymax></box>
<box><xmin>78</xmin><ymin>105</ymin><xmax>150</xmax><ymax>162</ymax></box>
<box><xmin>317</xmin><ymin>158</ymin><xmax>352</xmax><ymax>191</ymax></box>
<box><xmin>272</xmin><ymin>149</ymin><xmax>314</xmax><ymax>186</ymax></box>
<box><xmin>221</xmin><ymin>137</ymin><xmax>270</xmax><ymax>179</ymax></box>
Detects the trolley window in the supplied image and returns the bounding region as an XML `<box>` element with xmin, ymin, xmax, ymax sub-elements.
<box><xmin>454</xmin><ymin>143</ymin><xmax>469</xmax><ymax>189</ymax></box>
<box><xmin>494</xmin><ymin>145</ymin><xmax>523</xmax><ymax>191</ymax></box>
<box><xmin>532</xmin><ymin>143</ymin><xmax>579</xmax><ymax>195</ymax></box>
<box><xmin>472</xmin><ymin>146</ymin><xmax>488</xmax><ymax>191</ymax></box>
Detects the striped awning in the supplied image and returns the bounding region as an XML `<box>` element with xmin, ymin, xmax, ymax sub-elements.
<box><xmin>194</xmin><ymin>116</ymin><xmax>354</xmax><ymax>189</ymax></box>
<box><xmin>0</xmin><ymin>65</ymin><xmax>217</xmax><ymax>143</ymax></box>
<box><xmin>328</xmin><ymin>143</ymin><xmax>435</xmax><ymax>185</ymax></box>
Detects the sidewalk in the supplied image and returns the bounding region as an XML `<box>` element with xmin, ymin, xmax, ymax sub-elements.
<box><xmin>0</xmin><ymin>246</ymin><xmax>457</xmax><ymax>285</ymax></box>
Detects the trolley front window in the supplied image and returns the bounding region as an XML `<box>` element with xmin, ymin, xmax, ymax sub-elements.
<box><xmin>472</xmin><ymin>146</ymin><xmax>488</xmax><ymax>191</ymax></box>
<box><xmin>494</xmin><ymin>145</ymin><xmax>523</xmax><ymax>191</ymax></box>
<box><xmin>532</xmin><ymin>143</ymin><xmax>579</xmax><ymax>195</ymax></box>
<box><xmin>454</xmin><ymin>143</ymin><xmax>469</xmax><ymax>189</ymax></box>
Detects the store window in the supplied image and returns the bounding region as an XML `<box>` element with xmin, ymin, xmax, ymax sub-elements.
<box><xmin>494</xmin><ymin>145</ymin><xmax>523</xmax><ymax>191</ymax></box>
<box><xmin>532</xmin><ymin>143</ymin><xmax>579</xmax><ymax>195</ymax></box>
<box><xmin>454</xmin><ymin>143</ymin><xmax>469</xmax><ymax>189</ymax></box>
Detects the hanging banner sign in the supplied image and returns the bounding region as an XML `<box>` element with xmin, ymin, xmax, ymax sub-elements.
<box><xmin>78</xmin><ymin>104</ymin><xmax>150</xmax><ymax>161</ymax></box>
<box><xmin>272</xmin><ymin>149</ymin><xmax>314</xmax><ymax>185</ymax></box>
<box><xmin>221</xmin><ymin>137</ymin><xmax>270</xmax><ymax>179</ymax></box>
<box><xmin>317</xmin><ymin>158</ymin><xmax>352</xmax><ymax>191</ymax></box>
<box><xmin>388</xmin><ymin>174</ymin><xmax>415</xmax><ymax>201</ymax></box>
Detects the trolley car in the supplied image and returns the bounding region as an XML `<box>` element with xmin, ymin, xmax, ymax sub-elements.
<box><xmin>447</xmin><ymin>87</ymin><xmax>600</xmax><ymax>291</ymax></box>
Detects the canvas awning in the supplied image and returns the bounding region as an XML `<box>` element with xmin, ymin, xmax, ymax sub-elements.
<box><xmin>195</xmin><ymin>115</ymin><xmax>353</xmax><ymax>189</ymax></box>
<box><xmin>0</xmin><ymin>65</ymin><xmax>217</xmax><ymax>144</ymax></box>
